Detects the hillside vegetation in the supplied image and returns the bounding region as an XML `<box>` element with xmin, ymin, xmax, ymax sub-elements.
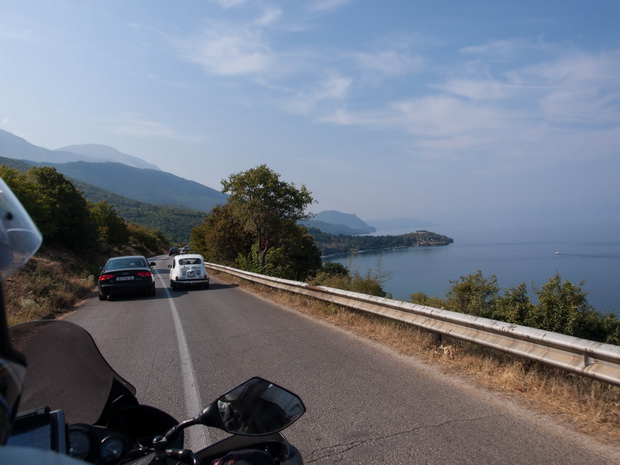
<box><xmin>0</xmin><ymin>156</ymin><xmax>206</xmax><ymax>243</ymax></box>
<box><xmin>75</xmin><ymin>180</ymin><xmax>206</xmax><ymax>244</ymax></box>
<box><xmin>43</xmin><ymin>161</ymin><xmax>227</xmax><ymax>212</ymax></box>
<box><xmin>1</xmin><ymin>165</ymin><xmax>168</xmax><ymax>323</ymax></box>
<box><xmin>410</xmin><ymin>270</ymin><xmax>620</xmax><ymax>345</ymax></box>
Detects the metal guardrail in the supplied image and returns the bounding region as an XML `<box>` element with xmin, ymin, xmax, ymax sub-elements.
<box><xmin>207</xmin><ymin>263</ymin><xmax>620</xmax><ymax>387</ymax></box>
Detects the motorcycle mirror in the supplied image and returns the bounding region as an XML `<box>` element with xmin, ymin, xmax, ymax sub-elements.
<box><xmin>197</xmin><ymin>377</ymin><xmax>305</xmax><ymax>436</ymax></box>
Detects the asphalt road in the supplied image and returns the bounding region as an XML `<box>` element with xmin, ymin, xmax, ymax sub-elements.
<box><xmin>67</xmin><ymin>255</ymin><xmax>620</xmax><ymax>464</ymax></box>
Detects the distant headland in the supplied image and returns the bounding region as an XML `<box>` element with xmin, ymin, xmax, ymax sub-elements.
<box><xmin>307</xmin><ymin>228</ymin><xmax>454</xmax><ymax>256</ymax></box>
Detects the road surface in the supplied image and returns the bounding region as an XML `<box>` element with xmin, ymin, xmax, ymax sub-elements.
<box><xmin>66</xmin><ymin>255</ymin><xmax>619</xmax><ymax>464</ymax></box>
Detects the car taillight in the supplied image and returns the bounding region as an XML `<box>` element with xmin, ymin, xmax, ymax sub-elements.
<box><xmin>99</xmin><ymin>274</ymin><xmax>114</xmax><ymax>281</ymax></box>
<box><xmin>137</xmin><ymin>271</ymin><xmax>152</xmax><ymax>277</ymax></box>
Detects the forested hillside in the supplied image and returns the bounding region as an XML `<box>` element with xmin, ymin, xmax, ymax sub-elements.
<box><xmin>0</xmin><ymin>157</ymin><xmax>204</xmax><ymax>243</ymax></box>
<box><xmin>308</xmin><ymin>228</ymin><xmax>454</xmax><ymax>256</ymax></box>
<box><xmin>75</xmin><ymin>181</ymin><xmax>205</xmax><ymax>244</ymax></box>
<box><xmin>44</xmin><ymin>161</ymin><xmax>227</xmax><ymax>212</ymax></box>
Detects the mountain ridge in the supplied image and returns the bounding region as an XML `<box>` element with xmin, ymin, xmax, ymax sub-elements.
<box><xmin>0</xmin><ymin>129</ymin><xmax>420</xmax><ymax>237</ymax></box>
<box><xmin>41</xmin><ymin>160</ymin><xmax>228</xmax><ymax>213</ymax></box>
<box><xmin>57</xmin><ymin>144</ymin><xmax>160</xmax><ymax>170</ymax></box>
<box><xmin>302</xmin><ymin>210</ymin><xmax>376</xmax><ymax>235</ymax></box>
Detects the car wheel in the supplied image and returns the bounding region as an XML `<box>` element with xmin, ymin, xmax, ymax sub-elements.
<box><xmin>203</xmin><ymin>282</ymin><xmax>209</xmax><ymax>289</ymax></box>
<box><xmin>171</xmin><ymin>282</ymin><xmax>177</xmax><ymax>291</ymax></box>
<box><xmin>149</xmin><ymin>285</ymin><xmax>156</xmax><ymax>296</ymax></box>
<box><xmin>98</xmin><ymin>293</ymin><xmax>107</xmax><ymax>301</ymax></box>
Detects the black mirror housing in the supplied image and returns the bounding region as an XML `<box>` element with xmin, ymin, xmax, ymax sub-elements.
<box><xmin>198</xmin><ymin>377</ymin><xmax>305</xmax><ymax>436</ymax></box>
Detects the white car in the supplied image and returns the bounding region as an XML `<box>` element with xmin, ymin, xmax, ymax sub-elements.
<box><xmin>168</xmin><ymin>254</ymin><xmax>209</xmax><ymax>290</ymax></box>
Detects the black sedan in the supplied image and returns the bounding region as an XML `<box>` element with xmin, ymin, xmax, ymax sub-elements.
<box><xmin>98</xmin><ymin>256</ymin><xmax>157</xmax><ymax>300</ymax></box>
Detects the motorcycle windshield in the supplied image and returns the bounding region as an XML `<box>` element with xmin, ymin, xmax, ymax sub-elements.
<box><xmin>9</xmin><ymin>320</ymin><xmax>136</xmax><ymax>424</ymax></box>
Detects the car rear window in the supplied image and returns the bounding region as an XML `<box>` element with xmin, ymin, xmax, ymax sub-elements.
<box><xmin>108</xmin><ymin>258</ymin><xmax>146</xmax><ymax>269</ymax></box>
<box><xmin>179</xmin><ymin>258</ymin><xmax>201</xmax><ymax>265</ymax></box>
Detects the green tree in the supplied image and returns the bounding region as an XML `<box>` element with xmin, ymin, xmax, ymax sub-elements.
<box><xmin>89</xmin><ymin>201</ymin><xmax>129</xmax><ymax>251</ymax></box>
<box><xmin>495</xmin><ymin>283</ymin><xmax>534</xmax><ymax>325</ymax></box>
<box><xmin>264</xmin><ymin>222</ymin><xmax>322</xmax><ymax>281</ymax></box>
<box><xmin>233</xmin><ymin>222</ymin><xmax>321</xmax><ymax>281</ymax></box>
<box><xmin>321</xmin><ymin>262</ymin><xmax>349</xmax><ymax>278</ymax></box>
<box><xmin>600</xmin><ymin>313</ymin><xmax>620</xmax><ymax>345</ymax></box>
<box><xmin>527</xmin><ymin>274</ymin><xmax>604</xmax><ymax>340</ymax></box>
<box><xmin>30</xmin><ymin>167</ymin><xmax>98</xmax><ymax>251</ymax></box>
<box><xmin>191</xmin><ymin>203</ymin><xmax>253</xmax><ymax>266</ymax></box>
<box><xmin>447</xmin><ymin>270</ymin><xmax>499</xmax><ymax>318</ymax></box>
<box><xmin>221</xmin><ymin>165</ymin><xmax>314</xmax><ymax>267</ymax></box>
<box><xmin>0</xmin><ymin>167</ymin><xmax>54</xmax><ymax>238</ymax></box>
<box><xmin>126</xmin><ymin>223</ymin><xmax>168</xmax><ymax>256</ymax></box>
<box><xmin>6</xmin><ymin>166</ymin><xmax>97</xmax><ymax>252</ymax></box>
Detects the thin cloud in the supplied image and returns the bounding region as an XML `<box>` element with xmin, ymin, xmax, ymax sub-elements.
<box><xmin>319</xmin><ymin>48</ymin><xmax>620</xmax><ymax>167</ymax></box>
<box><xmin>317</xmin><ymin>75</ymin><xmax>351</xmax><ymax>99</ymax></box>
<box><xmin>308</xmin><ymin>0</ymin><xmax>353</xmax><ymax>12</ymax></box>
<box><xmin>284</xmin><ymin>75</ymin><xmax>352</xmax><ymax>115</ymax></box>
<box><xmin>210</xmin><ymin>0</ymin><xmax>246</xmax><ymax>8</ymax></box>
<box><xmin>508</xmin><ymin>51</ymin><xmax>620</xmax><ymax>125</ymax></box>
<box><xmin>177</xmin><ymin>21</ymin><xmax>275</xmax><ymax>76</ymax></box>
<box><xmin>459</xmin><ymin>37</ymin><xmax>556</xmax><ymax>61</ymax></box>
<box><xmin>171</xmin><ymin>9</ymin><xmax>619</xmax><ymax>173</ymax></box>
<box><xmin>391</xmin><ymin>95</ymin><xmax>510</xmax><ymax>138</ymax></box>
<box><xmin>460</xmin><ymin>38</ymin><xmax>529</xmax><ymax>58</ymax></box>
<box><xmin>435</xmin><ymin>79</ymin><xmax>518</xmax><ymax>101</ymax></box>
<box><xmin>254</xmin><ymin>7</ymin><xmax>283</xmax><ymax>26</ymax></box>
<box><xmin>353</xmin><ymin>49</ymin><xmax>425</xmax><ymax>76</ymax></box>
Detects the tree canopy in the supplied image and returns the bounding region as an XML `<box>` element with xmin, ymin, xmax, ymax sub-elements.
<box><xmin>221</xmin><ymin>164</ymin><xmax>315</xmax><ymax>268</ymax></box>
<box><xmin>193</xmin><ymin>165</ymin><xmax>321</xmax><ymax>280</ymax></box>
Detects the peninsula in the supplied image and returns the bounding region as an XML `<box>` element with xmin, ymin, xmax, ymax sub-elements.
<box><xmin>307</xmin><ymin>228</ymin><xmax>454</xmax><ymax>256</ymax></box>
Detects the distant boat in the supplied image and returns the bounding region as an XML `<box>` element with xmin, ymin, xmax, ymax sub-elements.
<box><xmin>555</xmin><ymin>251</ymin><xmax>561</xmax><ymax>255</ymax></box>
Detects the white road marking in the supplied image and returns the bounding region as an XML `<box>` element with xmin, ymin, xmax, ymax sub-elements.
<box><xmin>155</xmin><ymin>267</ymin><xmax>210</xmax><ymax>451</ymax></box>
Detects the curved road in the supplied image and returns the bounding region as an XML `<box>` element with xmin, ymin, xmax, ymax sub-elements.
<box><xmin>67</xmin><ymin>255</ymin><xmax>619</xmax><ymax>464</ymax></box>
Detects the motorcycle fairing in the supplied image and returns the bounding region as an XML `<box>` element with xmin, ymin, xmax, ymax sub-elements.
<box><xmin>9</xmin><ymin>320</ymin><xmax>136</xmax><ymax>425</ymax></box>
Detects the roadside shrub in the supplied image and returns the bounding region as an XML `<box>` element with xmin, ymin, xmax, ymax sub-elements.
<box><xmin>447</xmin><ymin>270</ymin><xmax>499</xmax><ymax>318</ymax></box>
<box><xmin>410</xmin><ymin>271</ymin><xmax>620</xmax><ymax>344</ymax></box>
<box><xmin>309</xmin><ymin>259</ymin><xmax>390</xmax><ymax>298</ymax></box>
<box><xmin>410</xmin><ymin>292</ymin><xmax>448</xmax><ymax>309</ymax></box>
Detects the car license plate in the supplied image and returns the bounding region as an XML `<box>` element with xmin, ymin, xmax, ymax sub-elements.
<box><xmin>116</xmin><ymin>276</ymin><xmax>134</xmax><ymax>281</ymax></box>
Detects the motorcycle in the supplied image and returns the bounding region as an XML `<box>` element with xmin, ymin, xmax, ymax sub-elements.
<box><xmin>7</xmin><ymin>320</ymin><xmax>305</xmax><ymax>464</ymax></box>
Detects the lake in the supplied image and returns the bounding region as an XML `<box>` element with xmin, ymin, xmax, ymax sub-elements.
<box><xmin>324</xmin><ymin>238</ymin><xmax>620</xmax><ymax>317</ymax></box>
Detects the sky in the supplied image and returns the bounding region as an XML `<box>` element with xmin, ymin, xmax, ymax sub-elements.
<box><xmin>1</xmin><ymin>0</ymin><xmax>619</xmax><ymax>241</ymax></box>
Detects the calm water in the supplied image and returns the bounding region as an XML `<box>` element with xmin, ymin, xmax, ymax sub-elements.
<box><xmin>325</xmin><ymin>239</ymin><xmax>620</xmax><ymax>317</ymax></box>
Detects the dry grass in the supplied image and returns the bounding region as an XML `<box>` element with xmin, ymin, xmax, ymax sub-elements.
<box><xmin>212</xmin><ymin>271</ymin><xmax>620</xmax><ymax>444</ymax></box>
<box><xmin>5</xmin><ymin>250</ymin><xmax>96</xmax><ymax>326</ymax></box>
